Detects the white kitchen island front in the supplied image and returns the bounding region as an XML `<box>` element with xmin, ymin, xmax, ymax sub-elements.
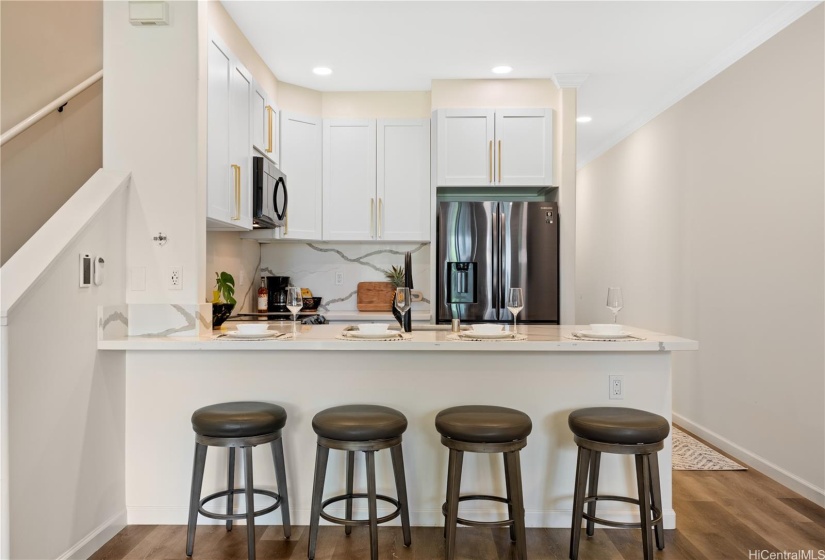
<box><xmin>101</xmin><ymin>324</ymin><xmax>696</xmax><ymax>530</ymax></box>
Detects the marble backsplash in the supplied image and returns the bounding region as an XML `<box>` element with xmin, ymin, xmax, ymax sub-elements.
<box><xmin>260</xmin><ymin>242</ymin><xmax>431</xmax><ymax>313</ymax></box>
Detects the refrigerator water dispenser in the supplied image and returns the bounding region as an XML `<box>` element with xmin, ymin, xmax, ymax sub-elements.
<box><xmin>447</xmin><ymin>262</ymin><xmax>477</xmax><ymax>304</ymax></box>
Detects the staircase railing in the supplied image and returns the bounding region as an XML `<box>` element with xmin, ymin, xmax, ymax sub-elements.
<box><xmin>0</xmin><ymin>70</ymin><xmax>103</xmax><ymax>146</ymax></box>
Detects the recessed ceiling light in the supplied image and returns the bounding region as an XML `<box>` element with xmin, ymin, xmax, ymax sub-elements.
<box><xmin>313</xmin><ymin>67</ymin><xmax>332</xmax><ymax>76</ymax></box>
<box><xmin>576</xmin><ymin>116</ymin><xmax>593</xmax><ymax>123</ymax></box>
<box><xmin>491</xmin><ymin>66</ymin><xmax>512</xmax><ymax>75</ymax></box>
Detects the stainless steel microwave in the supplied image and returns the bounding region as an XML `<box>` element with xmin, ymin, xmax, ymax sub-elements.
<box><xmin>252</xmin><ymin>155</ymin><xmax>287</xmax><ymax>228</ymax></box>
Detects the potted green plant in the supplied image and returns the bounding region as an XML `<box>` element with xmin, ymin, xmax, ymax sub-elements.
<box><xmin>383</xmin><ymin>265</ymin><xmax>405</xmax><ymax>288</ymax></box>
<box><xmin>212</xmin><ymin>271</ymin><xmax>236</xmax><ymax>328</ymax></box>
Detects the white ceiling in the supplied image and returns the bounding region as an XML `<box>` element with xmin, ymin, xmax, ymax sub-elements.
<box><xmin>221</xmin><ymin>1</ymin><xmax>819</xmax><ymax>166</ymax></box>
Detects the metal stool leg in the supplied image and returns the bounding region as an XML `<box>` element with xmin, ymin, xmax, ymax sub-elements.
<box><xmin>635</xmin><ymin>454</ymin><xmax>653</xmax><ymax>560</ymax></box>
<box><xmin>227</xmin><ymin>448</ymin><xmax>236</xmax><ymax>532</ymax></box>
<box><xmin>503</xmin><ymin>452</ymin><xmax>516</xmax><ymax>542</ymax></box>
<box><xmin>648</xmin><ymin>452</ymin><xmax>665</xmax><ymax>550</ymax></box>
<box><xmin>365</xmin><ymin>450</ymin><xmax>379</xmax><ymax>560</ymax></box>
<box><xmin>445</xmin><ymin>449</ymin><xmax>464</xmax><ymax>560</ymax></box>
<box><xmin>345</xmin><ymin>450</ymin><xmax>355</xmax><ymax>536</ymax></box>
<box><xmin>308</xmin><ymin>444</ymin><xmax>330</xmax><ymax>560</ymax></box>
<box><xmin>569</xmin><ymin>446</ymin><xmax>591</xmax><ymax>560</ymax></box>
<box><xmin>443</xmin><ymin>449</ymin><xmax>455</xmax><ymax>539</ymax></box>
<box><xmin>585</xmin><ymin>451</ymin><xmax>601</xmax><ymax>537</ymax></box>
<box><xmin>244</xmin><ymin>446</ymin><xmax>256</xmax><ymax>560</ymax></box>
<box><xmin>271</xmin><ymin>438</ymin><xmax>292</xmax><ymax>539</ymax></box>
<box><xmin>506</xmin><ymin>451</ymin><xmax>528</xmax><ymax>560</ymax></box>
<box><xmin>390</xmin><ymin>444</ymin><xmax>412</xmax><ymax>547</ymax></box>
<box><xmin>186</xmin><ymin>442</ymin><xmax>208</xmax><ymax>557</ymax></box>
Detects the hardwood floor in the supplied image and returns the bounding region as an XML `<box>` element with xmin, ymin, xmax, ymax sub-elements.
<box><xmin>90</xmin><ymin>430</ymin><xmax>825</xmax><ymax>560</ymax></box>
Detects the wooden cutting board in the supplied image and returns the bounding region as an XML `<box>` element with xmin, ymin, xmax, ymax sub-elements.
<box><xmin>357</xmin><ymin>282</ymin><xmax>396</xmax><ymax>311</ymax></box>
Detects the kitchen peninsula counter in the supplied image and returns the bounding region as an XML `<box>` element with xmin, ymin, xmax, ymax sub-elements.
<box><xmin>104</xmin><ymin>323</ymin><xmax>696</xmax><ymax>532</ymax></box>
<box><xmin>99</xmin><ymin>323</ymin><xmax>696</xmax><ymax>351</ymax></box>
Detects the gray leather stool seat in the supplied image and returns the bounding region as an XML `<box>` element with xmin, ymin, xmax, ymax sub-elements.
<box><xmin>568</xmin><ymin>407</ymin><xmax>670</xmax><ymax>445</ymax></box>
<box><xmin>436</xmin><ymin>405</ymin><xmax>533</xmax><ymax>443</ymax></box>
<box><xmin>192</xmin><ymin>401</ymin><xmax>287</xmax><ymax>438</ymax></box>
<box><xmin>436</xmin><ymin>405</ymin><xmax>532</xmax><ymax>560</ymax></box>
<box><xmin>567</xmin><ymin>407</ymin><xmax>669</xmax><ymax>560</ymax></box>
<box><xmin>308</xmin><ymin>404</ymin><xmax>411</xmax><ymax>560</ymax></box>
<box><xmin>312</xmin><ymin>404</ymin><xmax>407</xmax><ymax>441</ymax></box>
<box><xmin>186</xmin><ymin>401</ymin><xmax>291</xmax><ymax>560</ymax></box>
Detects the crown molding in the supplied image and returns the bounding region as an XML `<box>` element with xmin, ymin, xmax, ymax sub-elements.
<box><xmin>552</xmin><ymin>73</ymin><xmax>590</xmax><ymax>89</ymax></box>
<box><xmin>577</xmin><ymin>0</ymin><xmax>821</xmax><ymax>169</ymax></box>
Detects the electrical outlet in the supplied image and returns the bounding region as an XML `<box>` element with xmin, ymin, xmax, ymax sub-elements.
<box><xmin>335</xmin><ymin>271</ymin><xmax>344</xmax><ymax>286</ymax></box>
<box><xmin>609</xmin><ymin>375</ymin><xmax>624</xmax><ymax>400</ymax></box>
<box><xmin>169</xmin><ymin>266</ymin><xmax>183</xmax><ymax>290</ymax></box>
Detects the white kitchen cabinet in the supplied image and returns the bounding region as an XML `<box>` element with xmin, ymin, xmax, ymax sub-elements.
<box><xmin>377</xmin><ymin>119</ymin><xmax>430</xmax><ymax>241</ymax></box>
<box><xmin>321</xmin><ymin>118</ymin><xmax>430</xmax><ymax>242</ymax></box>
<box><xmin>207</xmin><ymin>31</ymin><xmax>252</xmax><ymax>230</ymax></box>
<box><xmin>280</xmin><ymin>111</ymin><xmax>323</xmax><ymax>240</ymax></box>
<box><xmin>251</xmin><ymin>79</ymin><xmax>279</xmax><ymax>166</ymax></box>
<box><xmin>323</xmin><ymin>120</ymin><xmax>377</xmax><ymax>241</ymax></box>
<box><xmin>435</xmin><ymin>108</ymin><xmax>554</xmax><ymax>187</ymax></box>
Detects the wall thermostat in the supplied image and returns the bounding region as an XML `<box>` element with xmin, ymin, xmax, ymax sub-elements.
<box><xmin>79</xmin><ymin>253</ymin><xmax>92</xmax><ymax>288</ymax></box>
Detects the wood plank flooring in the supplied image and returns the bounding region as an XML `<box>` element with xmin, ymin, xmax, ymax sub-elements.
<box><xmin>90</xmin><ymin>429</ymin><xmax>825</xmax><ymax>560</ymax></box>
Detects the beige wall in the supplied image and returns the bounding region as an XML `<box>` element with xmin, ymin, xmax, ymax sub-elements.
<box><xmin>322</xmin><ymin>91</ymin><xmax>431</xmax><ymax>118</ymax></box>
<box><xmin>278</xmin><ymin>81</ymin><xmax>323</xmax><ymax>116</ymax></box>
<box><xmin>431</xmin><ymin>79</ymin><xmax>560</xmax><ymax>110</ymax></box>
<box><xmin>0</xmin><ymin>0</ymin><xmax>103</xmax><ymax>264</ymax></box>
<box><xmin>576</xmin><ymin>5</ymin><xmax>824</xmax><ymax>503</ymax></box>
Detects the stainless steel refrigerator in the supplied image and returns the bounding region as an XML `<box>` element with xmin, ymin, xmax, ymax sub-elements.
<box><xmin>436</xmin><ymin>201</ymin><xmax>559</xmax><ymax>324</ymax></box>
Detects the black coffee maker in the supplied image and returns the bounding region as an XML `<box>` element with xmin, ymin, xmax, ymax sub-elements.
<box><xmin>266</xmin><ymin>276</ymin><xmax>290</xmax><ymax>312</ymax></box>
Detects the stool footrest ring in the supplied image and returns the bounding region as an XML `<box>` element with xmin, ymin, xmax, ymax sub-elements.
<box><xmin>441</xmin><ymin>495</ymin><xmax>514</xmax><ymax>528</ymax></box>
<box><xmin>581</xmin><ymin>495</ymin><xmax>662</xmax><ymax>529</ymax></box>
<box><xmin>198</xmin><ymin>488</ymin><xmax>282</xmax><ymax>521</ymax></box>
<box><xmin>320</xmin><ymin>493</ymin><xmax>401</xmax><ymax>526</ymax></box>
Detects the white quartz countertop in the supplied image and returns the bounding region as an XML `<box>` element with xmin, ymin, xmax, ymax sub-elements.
<box><xmin>98</xmin><ymin>323</ymin><xmax>697</xmax><ymax>352</ymax></box>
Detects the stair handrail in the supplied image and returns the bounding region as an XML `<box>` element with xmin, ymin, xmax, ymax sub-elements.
<box><xmin>0</xmin><ymin>70</ymin><xmax>103</xmax><ymax>147</ymax></box>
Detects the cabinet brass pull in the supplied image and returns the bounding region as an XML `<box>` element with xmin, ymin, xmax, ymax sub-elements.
<box><xmin>498</xmin><ymin>140</ymin><xmax>502</xmax><ymax>183</ymax></box>
<box><xmin>370</xmin><ymin>198</ymin><xmax>375</xmax><ymax>238</ymax></box>
<box><xmin>378</xmin><ymin>198</ymin><xmax>383</xmax><ymax>239</ymax></box>
<box><xmin>284</xmin><ymin>210</ymin><xmax>288</xmax><ymax>236</ymax></box>
<box><xmin>231</xmin><ymin>164</ymin><xmax>241</xmax><ymax>220</ymax></box>
<box><xmin>489</xmin><ymin>140</ymin><xmax>493</xmax><ymax>183</ymax></box>
<box><xmin>265</xmin><ymin>106</ymin><xmax>274</xmax><ymax>153</ymax></box>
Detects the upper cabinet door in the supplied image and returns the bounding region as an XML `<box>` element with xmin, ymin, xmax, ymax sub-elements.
<box><xmin>494</xmin><ymin>109</ymin><xmax>554</xmax><ymax>186</ymax></box>
<box><xmin>436</xmin><ymin>109</ymin><xmax>495</xmax><ymax>187</ymax></box>
<box><xmin>267</xmin><ymin>104</ymin><xmax>279</xmax><ymax>167</ymax></box>
<box><xmin>251</xmin><ymin>81</ymin><xmax>267</xmax><ymax>155</ymax></box>
<box><xmin>229</xmin><ymin>62</ymin><xmax>252</xmax><ymax>229</ymax></box>
<box><xmin>377</xmin><ymin>119</ymin><xmax>431</xmax><ymax>241</ymax></box>
<box><xmin>280</xmin><ymin>111</ymin><xmax>323</xmax><ymax>240</ymax></box>
<box><xmin>323</xmin><ymin>119</ymin><xmax>377</xmax><ymax>241</ymax></box>
<box><xmin>207</xmin><ymin>31</ymin><xmax>252</xmax><ymax>231</ymax></box>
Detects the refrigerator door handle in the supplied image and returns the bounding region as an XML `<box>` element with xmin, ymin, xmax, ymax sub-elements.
<box><xmin>491</xmin><ymin>204</ymin><xmax>499</xmax><ymax>318</ymax></box>
<box><xmin>499</xmin><ymin>205</ymin><xmax>506</xmax><ymax>312</ymax></box>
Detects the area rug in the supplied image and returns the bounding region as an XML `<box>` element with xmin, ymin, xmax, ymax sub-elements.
<box><xmin>672</xmin><ymin>426</ymin><xmax>747</xmax><ymax>471</ymax></box>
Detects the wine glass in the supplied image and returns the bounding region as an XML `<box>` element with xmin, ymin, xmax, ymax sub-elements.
<box><xmin>606</xmin><ymin>287</ymin><xmax>623</xmax><ymax>323</ymax></box>
<box><xmin>395</xmin><ymin>287</ymin><xmax>411</xmax><ymax>321</ymax></box>
<box><xmin>286</xmin><ymin>287</ymin><xmax>303</xmax><ymax>337</ymax></box>
<box><xmin>506</xmin><ymin>288</ymin><xmax>524</xmax><ymax>335</ymax></box>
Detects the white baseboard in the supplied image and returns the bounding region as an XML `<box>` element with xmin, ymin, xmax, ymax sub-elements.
<box><xmin>127</xmin><ymin>506</ymin><xmax>676</xmax><ymax>530</ymax></box>
<box><xmin>56</xmin><ymin>510</ymin><xmax>127</xmax><ymax>560</ymax></box>
<box><xmin>673</xmin><ymin>413</ymin><xmax>825</xmax><ymax>507</ymax></box>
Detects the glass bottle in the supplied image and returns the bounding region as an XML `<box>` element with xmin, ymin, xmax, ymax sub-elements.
<box><xmin>257</xmin><ymin>278</ymin><xmax>268</xmax><ymax>313</ymax></box>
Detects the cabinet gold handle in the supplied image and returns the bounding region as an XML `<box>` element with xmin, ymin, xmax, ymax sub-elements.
<box><xmin>265</xmin><ymin>106</ymin><xmax>273</xmax><ymax>153</ymax></box>
<box><xmin>284</xmin><ymin>210</ymin><xmax>289</xmax><ymax>236</ymax></box>
<box><xmin>498</xmin><ymin>140</ymin><xmax>502</xmax><ymax>183</ymax></box>
<box><xmin>370</xmin><ymin>198</ymin><xmax>375</xmax><ymax>238</ymax></box>
<box><xmin>231</xmin><ymin>164</ymin><xmax>241</xmax><ymax>220</ymax></box>
<box><xmin>378</xmin><ymin>198</ymin><xmax>383</xmax><ymax>239</ymax></box>
<box><xmin>489</xmin><ymin>140</ymin><xmax>493</xmax><ymax>183</ymax></box>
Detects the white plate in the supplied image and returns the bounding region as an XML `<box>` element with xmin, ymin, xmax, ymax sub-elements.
<box><xmin>576</xmin><ymin>330</ymin><xmax>633</xmax><ymax>339</ymax></box>
<box><xmin>226</xmin><ymin>330</ymin><xmax>278</xmax><ymax>339</ymax></box>
<box><xmin>460</xmin><ymin>331</ymin><xmax>515</xmax><ymax>340</ymax></box>
<box><xmin>346</xmin><ymin>331</ymin><xmax>401</xmax><ymax>339</ymax></box>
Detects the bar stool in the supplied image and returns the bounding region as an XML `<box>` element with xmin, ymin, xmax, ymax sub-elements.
<box><xmin>568</xmin><ymin>407</ymin><xmax>670</xmax><ymax>560</ymax></box>
<box><xmin>186</xmin><ymin>401</ymin><xmax>291</xmax><ymax>560</ymax></box>
<box><xmin>308</xmin><ymin>404</ymin><xmax>411</xmax><ymax>560</ymax></box>
<box><xmin>436</xmin><ymin>405</ymin><xmax>532</xmax><ymax>560</ymax></box>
